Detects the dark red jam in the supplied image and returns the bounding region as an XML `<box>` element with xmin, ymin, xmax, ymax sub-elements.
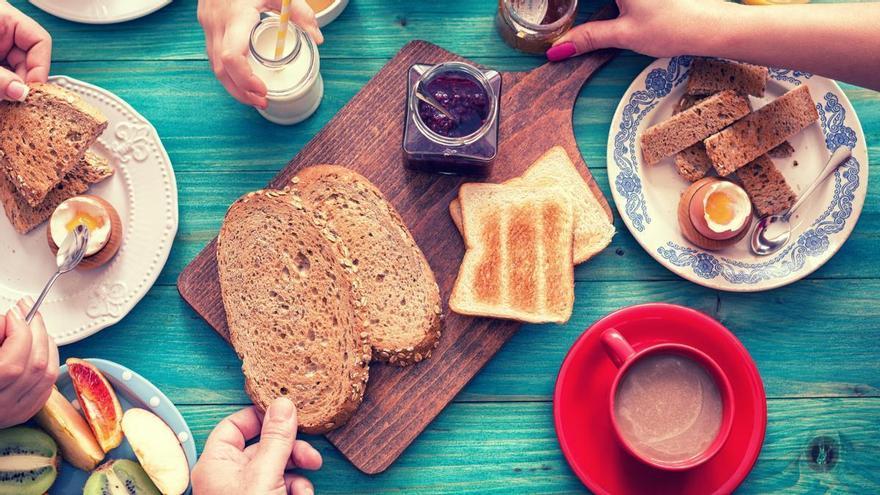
<box><xmin>417</xmin><ymin>74</ymin><xmax>490</xmax><ymax>138</ymax></box>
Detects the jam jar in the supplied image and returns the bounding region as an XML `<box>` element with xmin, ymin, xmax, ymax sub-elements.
<box><xmin>403</xmin><ymin>62</ymin><xmax>502</xmax><ymax>176</ymax></box>
<box><xmin>496</xmin><ymin>0</ymin><xmax>578</xmax><ymax>54</ymax></box>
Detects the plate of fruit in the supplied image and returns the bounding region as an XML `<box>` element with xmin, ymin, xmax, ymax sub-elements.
<box><xmin>0</xmin><ymin>358</ymin><xmax>195</xmax><ymax>494</ymax></box>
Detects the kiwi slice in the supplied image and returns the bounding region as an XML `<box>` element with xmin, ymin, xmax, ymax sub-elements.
<box><xmin>84</xmin><ymin>459</ymin><xmax>162</xmax><ymax>495</ymax></box>
<box><xmin>0</xmin><ymin>426</ymin><xmax>60</xmax><ymax>495</ymax></box>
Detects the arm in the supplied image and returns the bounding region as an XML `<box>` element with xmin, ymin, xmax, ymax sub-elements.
<box><xmin>548</xmin><ymin>0</ymin><xmax>880</xmax><ymax>91</ymax></box>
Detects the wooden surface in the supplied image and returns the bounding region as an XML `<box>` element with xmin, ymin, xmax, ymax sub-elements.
<box><xmin>14</xmin><ymin>0</ymin><xmax>877</xmax><ymax>491</ymax></box>
<box><xmin>179</xmin><ymin>16</ymin><xmax>616</xmax><ymax>471</ymax></box>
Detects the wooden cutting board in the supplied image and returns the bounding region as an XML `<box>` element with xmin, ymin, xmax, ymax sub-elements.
<box><xmin>178</xmin><ymin>6</ymin><xmax>617</xmax><ymax>475</ymax></box>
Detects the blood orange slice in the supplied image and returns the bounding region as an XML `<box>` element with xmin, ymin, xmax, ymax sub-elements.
<box><xmin>66</xmin><ymin>358</ymin><xmax>123</xmax><ymax>453</ymax></box>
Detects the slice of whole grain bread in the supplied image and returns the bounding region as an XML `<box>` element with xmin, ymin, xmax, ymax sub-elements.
<box><xmin>640</xmin><ymin>90</ymin><xmax>751</xmax><ymax>165</ymax></box>
<box><xmin>217</xmin><ymin>188</ymin><xmax>371</xmax><ymax>434</ymax></box>
<box><xmin>292</xmin><ymin>165</ymin><xmax>442</xmax><ymax>366</ymax></box>
<box><xmin>674</xmin><ymin>143</ymin><xmax>714</xmax><ymax>182</ymax></box>
<box><xmin>735</xmin><ymin>155</ymin><xmax>797</xmax><ymax>216</ymax></box>
<box><xmin>0</xmin><ymin>151</ymin><xmax>113</xmax><ymax>234</ymax></box>
<box><xmin>0</xmin><ymin>83</ymin><xmax>108</xmax><ymax>207</ymax></box>
<box><xmin>686</xmin><ymin>58</ymin><xmax>769</xmax><ymax>97</ymax></box>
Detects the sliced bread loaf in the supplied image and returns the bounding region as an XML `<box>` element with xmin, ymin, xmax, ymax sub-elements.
<box><xmin>450</xmin><ymin>183</ymin><xmax>575</xmax><ymax>324</ymax></box>
<box><xmin>705</xmin><ymin>85</ymin><xmax>818</xmax><ymax>176</ymax></box>
<box><xmin>736</xmin><ymin>155</ymin><xmax>797</xmax><ymax>216</ymax></box>
<box><xmin>686</xmin><ymin>58</ymin><xmax>769</xmax><ymax>97</ymax></box>
<box><xmin>292</xmin><ymin>165</ymin><xmax>441</xmax><ymax>366</ymax></box>
<box><xmin>0</xmin><ymin>83</ymin><xmax>108</xmax><ymax>207</ymax></box>
<box><xmin>217</xmin><ymin>188</ymin><xmax>371</xmax><ymax>434</ymax></box>
<box><xmin>1</xmin><ymin>152</ymin><xmax>113</xmax><ymax>234</ymax></box>
<box><xmin>640</xmin><ymin>90</ymin><xmax>751</xmax><ymax>165</ymax></box>
<box><xmin>674</xmin><ymin>144</ymin><xmax>713</xmax><ymax>182</ymax></box>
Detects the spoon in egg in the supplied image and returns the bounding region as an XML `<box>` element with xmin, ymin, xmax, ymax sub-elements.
<box><xmin>750</xmin><ymin>146</ymin><xmax>852</xmax><ymax>257</ymax></box>
<box><xmin>25</xmin><ymin>224</ymin><xmax>89</xmax><ymax>324</ymax></box>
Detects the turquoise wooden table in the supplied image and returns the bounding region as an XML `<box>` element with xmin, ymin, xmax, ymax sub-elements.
<box><xmin>19</xmin><ymin>0</ymin><xmax>880</xmax><ymax>492</ymax></box>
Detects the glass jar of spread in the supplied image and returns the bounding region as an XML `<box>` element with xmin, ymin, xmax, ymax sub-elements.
<box><xmin>403</xmin><ymin>62</ymin><xmax>502</xmax><ymax>177</ymax></box>
<box><xmin>248</xmin><ymin>15</ymin><xmax>324</xmax><ymax>125</ymax></box>
<box><xmin>496</xmin><ymin>0</ymin><xmax>578</xmax><ymax>54</ymax></box>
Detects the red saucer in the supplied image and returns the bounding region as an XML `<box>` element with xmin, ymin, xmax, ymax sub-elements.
<box><xmin>554</xmin><ymin>303</ymin><xmax>766</xmax><ymax>495</ymax></box>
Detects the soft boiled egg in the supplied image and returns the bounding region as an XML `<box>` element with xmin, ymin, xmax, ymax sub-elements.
<box><xmin>688</xmin><ymin>180</ymin><xmax>753</xmax><ymax>240</ymax></box>
<box><xmin>49</xmin><ymin>196</ymin><xmax>114</xmax><ymax>257</ymax></box>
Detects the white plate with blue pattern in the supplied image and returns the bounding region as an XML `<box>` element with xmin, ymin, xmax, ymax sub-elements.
<box><xmin>607</xmin><ymin>57</ymin><xmax>868</xmax><ymax>292</ymax></box>
<box><xmin>49</xmin><ymin>359</ymin><xmax>195</xmax><ymax>494</ymax></box>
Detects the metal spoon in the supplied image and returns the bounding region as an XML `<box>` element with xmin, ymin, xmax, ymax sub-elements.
<box><xmin>415</xmin><ymin>83</ymin><xmax>458</xmax><ymax>122</ymax></box>
<box><xmin>750</xmin><ymin>146</ymin><xmax>852</xmax><ymax>257</ymax></box>
<box><xmin>25</xmin><ymin>224</ymin><xmax>90</xmax><ymax>324</ymax></box>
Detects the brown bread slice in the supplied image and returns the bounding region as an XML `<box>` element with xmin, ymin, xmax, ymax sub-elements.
<box><xmin>1</xmin><ymin>151</ymin><xmax>113</xmax><ymax>234</ymax></box>
<box><xmin>673</xmin><ymin>95</ymin><xmax>705</xmax><ymax>115</ymax></box>
<box><xmin>0</xmin><ymin>83</ymin><xmax>108</xmax><ymax>207</ymax></box>
<box><xmin>292</xmin><ymin>165</ymin><xmax>441</xmax><ymax>366</ymax></box>
<box><xmin>767</xmin><ymin>141</ymin><xmax>795</xmax><ymax>158</ymax></box>
<box><xmin>736</xmin><ymin>155</ymin><xmax>797</xmax><ymax>216</ymax></box>
<box><xmin>640</xmin><ymin>90</ymin><xmax>751</xmax><ymax>165</ymax></box>
<box><xmin>450</xmin><ymin>183</ymin><xmax>575</xmax><ymax>324</ymax></box>
<box><xmin>674</xmin><ymin>143</ymin><xmax>713</xmax><ymax>182</ymax></box>
<box><xmin>705</xmin><ymin>85</ymin><xmax>818</xmax><ymax>176</ymax></box>
<box><xmin>217</xmin><ymin>188</ymin><xmax>371</xmax><ymax>434</ymax></box>
<box><xmin>686</xmin><ymin>58</ymin><xmax>769</xmax><ymax>97</ymax></box>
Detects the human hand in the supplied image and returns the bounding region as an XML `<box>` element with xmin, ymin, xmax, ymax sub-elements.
<box><xmin>547</xmin><ymin>0</ymin><xmax>729</xmax><ymax>61</ymax></box>
<box><xmin>191</xmin><ymin>397</ymin><xmax>323</xmax><ymax>495</ymax></box>
<box><xmin>197</xmin><ymin>0</ymin><xmax>323</xmax><ymax>109</ymax></box>
<box><xmin>0</xmin><ymin>298</ymin><xmax>60</xmax><ymax>429</ymax></box>
<box><xmin>0</xmin><ymin>1</ymin><xmax>52</xmax><ymax>101</ymax></box>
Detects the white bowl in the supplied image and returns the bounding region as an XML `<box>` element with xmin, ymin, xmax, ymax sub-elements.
<box><xmin>316</xmin><ymin>0</ymin><xmax>349</xmax><ymax>27</ymax></box>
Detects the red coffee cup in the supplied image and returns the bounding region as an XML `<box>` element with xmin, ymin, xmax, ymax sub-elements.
<box><xmin>601</xmin><ymin>328</ymin><xmax>736</xmax><ymax>471</ymax></box>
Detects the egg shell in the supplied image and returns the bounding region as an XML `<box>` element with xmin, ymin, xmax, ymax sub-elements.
<box><xmin>677</xmin><ymin>178</ymin><xmax>752</xmax><ymax>251</ymax></box>
<box><xmin>689</xmin><ymin>179</ymin><xmax>752</xmax><ymax>241</ymax></box>
<box><xmin>48</xmin><ymin>195</ymin><xmax>123</xmax><ymax>270</ymax></box>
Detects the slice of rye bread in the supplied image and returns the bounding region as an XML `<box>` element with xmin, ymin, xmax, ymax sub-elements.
<box><xmin>217</xmin><ymin>188</ymin><xmax>371</xmax><ymax>434</ymax></box>
<box><xmin>450</xmin><ymin>183</ymin><xmax>575</xmax><ymax>324</ymax></box>
<box><xmin>640</xmin><ymin>90</ymin><xmax>751</xmax><ymax>165</ymax></box>
<box><xmin>686</xmin><ymin>58</ymin><xmax>769</xmax><ymax>97</ymax></box>
<box><xmin>705</xmin><ymin>85</ymin><xmax>818</xmax><ymax>176</ymax></box>
<box><xmin>449</xmin><ymin>146</ymin><xmax>614</xmax><ymax>264</ymax></box>
<box><xmin>673</xmin><ymin>95</ymin><xmax>705</xmax><ymax>115</ymax></box>
<box><xmin>1</xmin><ymin>151</ymin><xmax>113</xmax><ymax>234</ymax></box>
<box><xmin>674</xmin><ymin>143</ymin><xmax>714</xmax><ymax>182</ymax></box>
<box><xmin>736</xmin><ymin>155</ymin><xmax>797</xmax><ymax>216</ymax></box>
<box><xmin>292</xmin><ymin>165</ymin><xmax>442</xmax><ymax>366</ymax></box>
<box><xmin>767</xmin><ymin>140</ymin><xmax>795</xmax><ymax>158</ymax></box>
<box><xmin>0</xmin><ymin>83</ymin><xmax>108</xmax><ymax>207</ymax></box>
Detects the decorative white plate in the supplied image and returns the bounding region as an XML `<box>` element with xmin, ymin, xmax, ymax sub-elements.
<box><xmin>0</xmin><ymin>75</ymin><xmax>177</xmax><ymax>345</ymax></box>
<box><xmin>607</xmin><ymin>57</ymin><xmax>868</xmax><ymax>292</ymax></box>
<box><xmin>51</xmin><ymin>359</ymin><xmax>196</xmax><ymax>494</ymax></box>
<box><xmin>28</xmin><ymin>0</ymin><xmax>171</xmax><ymax>24</ymax></box>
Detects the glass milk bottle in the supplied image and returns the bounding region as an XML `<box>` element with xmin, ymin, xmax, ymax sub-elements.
<box><xmin>248</xmin><ymin>15</ymin><xmax>324</xmax><ymax>125</ymax></box>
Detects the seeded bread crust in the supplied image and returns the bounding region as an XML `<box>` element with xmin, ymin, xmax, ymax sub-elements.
<box><xmin>686</xmin><ymin>58</ymin><xmax>769</xmax><ymax>97</ymax></box>
<box><xmin>0</xmin><ymin>152</ymin><xmax>113</xmax><ymax>234</ymax></box>
<box><xmin>735</xmin><ymin>155</ymin><xmax>797</xmax><ymax>216</ymax></box>
<box><xmin>705</xmin><ymin>85</ymin><xmax>818</xmax><ymax>176</ymax></box>
<box><xmin>217</xmin><ymin>188</ymin><xmax>371</xmax><ymax>434</ymax></box>
<box><xmin>640</xmin><ymin>90</ymin><xmax>751</xmax><ymax>165</ymax></box>
<box><xmin>292</xmin><ymin>165</ymin><xmax>442</xmax><ymax>366</ymax></box>
<box><xmin>0</xmin><ymin>83</ymin><xmax>108</xmax><ymax>207</ymax></box>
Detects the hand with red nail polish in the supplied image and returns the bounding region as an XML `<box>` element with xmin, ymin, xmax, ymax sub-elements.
<box><xmin>0</xmin><ymin>299</ymin><xmax>59</xmax><ymax>428</ymax></box>
<box><xmin>198</xmin><ymin>0</ymin><xmax>324</xmax><ymax>110</ymax></box>
<box><xmin>192</xmin><ymin>397</ymin><xmax>323</xmax><ymax>495</ymax></box>
<box><xmin>0</xmin><ymin>2</ymin><xmax>52</xmax><ymax>102</ymax></box>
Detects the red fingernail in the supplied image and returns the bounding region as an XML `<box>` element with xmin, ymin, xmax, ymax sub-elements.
<box><xmin>546</xmin><ymin>42</ymin><xmax>577</xmax><ymax>62</ymax></box>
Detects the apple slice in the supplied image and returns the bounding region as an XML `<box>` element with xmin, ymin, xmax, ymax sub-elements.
<box><xmin>66</xmin><ymin>358</ymin><xmax>123</xmax><ymax>453</ymax></box>
<box><xmin>34</xmin><ymin>387</ymin><xmax>105</xmax><ymax>470</ymax></box>
<box><xmin>121</xmin><ymin>408</ymin><xmax>190</xmax><ymax>495</ymax></box>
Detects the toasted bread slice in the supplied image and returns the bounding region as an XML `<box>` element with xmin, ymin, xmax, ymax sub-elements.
<box><xmin>674</xmin><ymin>143</ymin><xmax>713</xmax><ymax>182</ymax></box>
<box><xmin>217</xmin><ymin>188</ymin><xmax>371</xmax><ymax>434</ymax></box>
<box><xmin>292</xmin><ymin>165</ymin><xmax>442</xmax><ymax>366</ymax></box>
<box><xmin>1</xmin><ymin>152</ymin><xmax>113</xmax><ymax>234</ymax></box>
<box><xmin>736</xmin><ymin>155</ymin><xmax>797</xmax><ymax>216</ymax></box>
<box><xmin>450</xmin><ymin>183</ymin><xmax>575</xmax><ymax>324</ymax></box>
<box><xmin>705</xmin><ymin>85</ymin><xmax>818</xmax><ymax>176</ymax></box>
<box><xmin>640</xmin><ymin>90</ymin><xmax>751</xmax><ymax>165</ymax></box>
<box><xmin>686</xmin><ymin>58</ymin><xmax>769</xmax><ymax>97</ymax></box>
<box><xmin>0</xmin><ymin>83</ymin><xmax>108</xmax><ymax>207</ymax></box>
<box><xmin>449</xmin><ymin>146</ymin><xmax>613</xmax><ymax>264</ymax></box>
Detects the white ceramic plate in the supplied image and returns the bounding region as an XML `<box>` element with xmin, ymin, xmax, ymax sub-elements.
<box><xmin>51</xmin><ymin>359</ymin><xmax>195</xmax><ymax>494</ymax></box>
<box><xmin>0</xmin><ymin>75</ymin><xmax>178</xmax><ymax>345</ymax></box>
<box><xmin>28</xmin><ymin>0</ymin><xmax>170</xmax><ymax>24</ymax></box>
<box><xmin>607</xmin><ymin>57</ymin><xmax>868</xmax><ymax>292</ymax></box>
